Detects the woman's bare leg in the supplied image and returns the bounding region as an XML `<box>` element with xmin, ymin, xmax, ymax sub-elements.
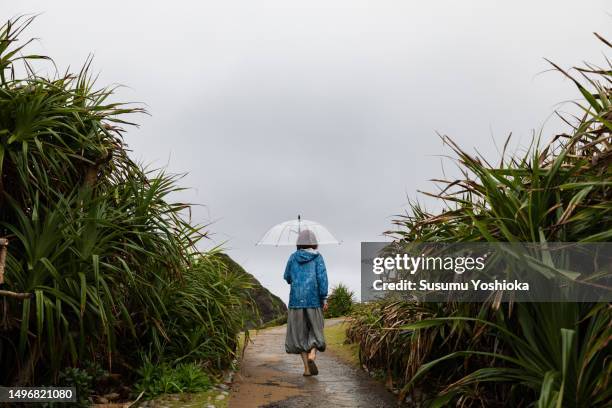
<box><xmin>308</xmin><ymin>347</ymin><xmax>316</xmax><ymax>361</ymax></box>
<box><xmin>300</xmin><ymin>352</ymin><xmax>311</xmax><ymax>375</ymax></box>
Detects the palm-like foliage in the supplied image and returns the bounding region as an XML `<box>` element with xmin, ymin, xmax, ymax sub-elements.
<box><xmin>348</xmin><ymin>33</ymin><xmax>611</xmax><ymax>407</ymax></box>
<box><xmin>0</xmin><ymin>16</ymin><xmax>252</xmax><ymax>386</ymax></box>
<box><xmin>325</xmin><ymin>283</ymin><xmax>355</xmax><ymax>318</ymax></box>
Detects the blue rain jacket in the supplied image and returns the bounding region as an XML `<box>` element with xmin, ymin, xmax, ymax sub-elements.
<box><xmin>284</xmin><ymin>249</ymin><xmax>328</xmax><ymax>308</ymax></box>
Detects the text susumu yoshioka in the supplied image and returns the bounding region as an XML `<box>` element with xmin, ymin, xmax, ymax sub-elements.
<box><xmin>373</xmin><ymin>279</ymin><xmax>529</xmax><ymax>292</ymax></box>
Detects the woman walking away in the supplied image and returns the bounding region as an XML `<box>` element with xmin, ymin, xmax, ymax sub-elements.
<box><xmin>284</xmin><ymin>229</ymin><xmax>329</xmax><ymax>376</ymax></box>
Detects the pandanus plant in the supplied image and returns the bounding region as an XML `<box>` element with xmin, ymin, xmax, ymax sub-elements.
<box><xmin>348</xmin><ymin>32</ymin><xmax>611</xmax><ymax>407</ymax></box>
<box><xmin>0</xmin><ymin>16</ymin><xmax>253</xmax><ymax>386</ymax></box>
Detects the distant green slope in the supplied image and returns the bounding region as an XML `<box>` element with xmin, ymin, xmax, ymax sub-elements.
<box><xmin>214</xmin><ymin>253</ymin><xmax>287</xmax><ymax>328</ymax></box>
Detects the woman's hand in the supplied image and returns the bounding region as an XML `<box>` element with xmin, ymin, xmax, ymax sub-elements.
<box><xmin>323</xmin><ymin>302</ymin><xmax>328</xmax><ymax>312</ymax></box>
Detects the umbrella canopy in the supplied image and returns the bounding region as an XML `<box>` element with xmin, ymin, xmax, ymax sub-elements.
<box><xmin>256</xmin><ymin>215</ymin><xmax>341</xmax><ymax>246</ymax></box>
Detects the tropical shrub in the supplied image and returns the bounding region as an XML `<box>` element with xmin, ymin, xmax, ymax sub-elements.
<box><xmin>56</xmin><ymin>365</ymin><xmax>101</xmax><ymax>407</ymax></box>
<box><xmin>347</xmin><ymin>32</ymin><xmax>612</xmax><ymax>407</ymax></box>
<box><xmin>134</xmin><ymin>355</ymin><xmax>212</xmax><ymax>398</ymax></box>
<box><xmin>325</xmin><ymin>283</ymin><xmax>355</xmax><ymax>318</ymax></box>
<box><xmin>0</xmin><ymin>16</ymin><xmax>253</xmax><ymax>389</ymax></box>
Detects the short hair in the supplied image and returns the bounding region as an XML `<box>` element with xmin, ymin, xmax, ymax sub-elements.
<box><xmin>297</xmin><ymin>243</ymin><xmax>318</xmax><ymax>250</ymax></box>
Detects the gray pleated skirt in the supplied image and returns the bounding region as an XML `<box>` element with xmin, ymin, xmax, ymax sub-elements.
<box><xmin>285</xmin><ymin>307</ymin><xmax>326</xmax><ymax>354</ymax></box>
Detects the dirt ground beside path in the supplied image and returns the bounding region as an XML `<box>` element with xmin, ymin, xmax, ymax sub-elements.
<box><xmin>229</xmin><ymin>318</ymin><xmax>397</xmax><ymax>408</ymax></box>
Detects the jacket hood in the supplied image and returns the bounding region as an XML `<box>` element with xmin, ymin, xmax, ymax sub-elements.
<box><xmin>295</xmin><ymin>249</ymin><xmax>319</xmax><ymax>264</ymax></box>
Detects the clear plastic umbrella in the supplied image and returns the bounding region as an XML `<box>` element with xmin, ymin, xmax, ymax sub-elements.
<box><xmin>256</xmin><ymin>215</ymin><xmax>341</xmax><ymax>246</ymax></box>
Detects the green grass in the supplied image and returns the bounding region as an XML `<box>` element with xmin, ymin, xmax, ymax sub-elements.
<box><xmin>324</xmin><ymin>320</ymin><xmax>360</xmax><ymax>367</ymax></box>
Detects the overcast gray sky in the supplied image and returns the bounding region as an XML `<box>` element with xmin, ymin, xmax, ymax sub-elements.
<box><xmin>7</xmin><ymin>1</ymin><xmax>610</xmax><ymax>303</ymax></box>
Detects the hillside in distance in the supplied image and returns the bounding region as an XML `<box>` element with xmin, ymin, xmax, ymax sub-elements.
<box><xmin>215</xmin><ymin>253</ymin><xmax>287</xmax><ymax>328</ymax></box>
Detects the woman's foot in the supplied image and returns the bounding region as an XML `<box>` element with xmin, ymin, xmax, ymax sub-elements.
<box><xmin>300</xmin><ymin>352</ymin><xmax>311</xmax><ymax>376</ymax></box>
<box><xmin>306</xmin><ymin>348</ymin><xmax>318</xmax><ymax>375</ymax></box>
<box><xmin>307</xmin><ymin>358</ymin><xmax>318</xmax><ymax>375</ymax></box>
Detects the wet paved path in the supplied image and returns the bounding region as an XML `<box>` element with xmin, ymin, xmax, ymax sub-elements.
<box><xmin>229</xmin><ymin>319</ymin><xmax>397</xmax><ymax>408</ymax></box>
